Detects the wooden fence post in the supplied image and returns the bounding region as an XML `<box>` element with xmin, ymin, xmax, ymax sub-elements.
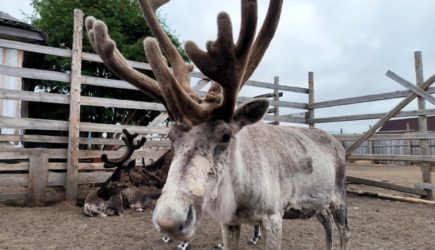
<box><xmin>274</xmin><ymin>76</ymin><xmax>280</xmax><ymax>125</ymax></box>
<box><xmin>27</xmin><ymin>152</ymin><xmax>49</xmax><ymax>206</ymax></box>
<box><xmin>66</xmin><ymin>9</ymin><xmax>83</xmax><ymax>202</ymax></box>
<box><xmin>368</xmin><ymin>140</ymin><xmax>374</xmax><ymax>155</ymax></box>
<box><xmin>415</xmin><ymin>51</ymin><xmax>433</xmax><ymax>199</ymax></box>
<box><xmin>308</xmin><ymin>72</ymin><xmax>315</xmax><ymax>128</ymax></box>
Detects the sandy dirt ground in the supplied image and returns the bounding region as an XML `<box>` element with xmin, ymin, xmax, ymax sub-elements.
<box><xmin>0</xmin><ymin>164</ymin><xmax>434</xmax><ymax>249</ymax></box>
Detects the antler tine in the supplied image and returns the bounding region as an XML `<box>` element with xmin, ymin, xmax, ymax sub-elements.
<box><xmin>242</xmin><ymin>0</ymin><xmax>283</xmax><ymax>85</ymax></box>
<box><xmin>102</xmin><ymin>129</ymin><xmax>146</xmax><ymax>168</ymax></box>
<box><xmin>137</xmin><ymin>0</ymin><xmax>195</xmax><ymax>96</ymax></box>
<box><xmin>185</xmin><ymin>0</ymin><xmax>258</xmax><ymax>120</ymax></box>
<box><xmin>144</xmin><ymin>38</ymin><xmax>221</xmax><ymax>125</ymax></box>
<box><xmin>85</xmin><ymin>17</ymin><xmax>165</xmax><ymax>104</ymax></box>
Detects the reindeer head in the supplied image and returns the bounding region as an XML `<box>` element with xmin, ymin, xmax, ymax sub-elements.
<box><xmin>84</xmin><ymin>129</ymin><xmax>145</xmax><ymax>216</ymax></box>
<box><xmin>86</xmin><ymin>0</ymin><xmax>282</xmax><ymax>240</ymax></box>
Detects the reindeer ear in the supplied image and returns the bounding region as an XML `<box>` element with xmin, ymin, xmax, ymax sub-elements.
<box><xmin>232</xmin><ymin>98</ymin><xmax>269</xmax><ymax>131</ymax></box>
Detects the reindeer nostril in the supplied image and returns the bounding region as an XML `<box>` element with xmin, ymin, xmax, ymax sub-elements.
<box><xmin>178</xmin><ymin>225</ymin><xmax>184</xmax><ymax>232</ymax></box>
<box><xmin>186</xmin><ymin>205</ymin><xmax>193</xmax><ymax>224</ymax></box>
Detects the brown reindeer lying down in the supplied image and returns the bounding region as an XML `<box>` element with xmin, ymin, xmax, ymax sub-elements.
<box><xmin>84</xmin><ymin>129</ymin><xmax>262</xmax><ymax>249</ymax></box>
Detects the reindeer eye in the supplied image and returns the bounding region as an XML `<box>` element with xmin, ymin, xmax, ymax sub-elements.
<box><xmin>221</xmin><ymin>134</ymin><xmax>231</xmax><ymax>143</ymax></box>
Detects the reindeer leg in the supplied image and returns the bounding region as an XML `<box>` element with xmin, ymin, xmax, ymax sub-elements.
<box><xmin>161</xmin><ymin>235</ymin><xmax>171</xmax><ymax>243</ymax></box>
<box><xmin>213</xmin><ymin>242</ymin><xmax>224</xmax><ymax>250</ymax></box>
<box><xmin>111</xmin><ymin>194</ymin><xmax>124</xmax><ymax>216</ymax></box>
<box><xmin>248</xmin><ymin>225</ymin><xmax>262</xmax><ymax>245</ymax></box>
<box><xmin>331</xmin><ymin>204</ymin><xmax>350</xmax><ymax>250</ymax></box>
<box><xmin>262</xmin><ymin>213</ymin><xmax>283</xmax><ymax>250</ymax></box>
<box><xmin>317</xmin><ymin>210</ymin><xmax>333</xmax><ymax>250</ymax></box>
<box><xmin>176</xmin><ymin>241</ymin><xmax>190</xmax><ymax>250</ymax></box>
<box><xmin>221</xmin><ymin>224</ymin><xmax>241</xmax><ymax>250</ymax></box>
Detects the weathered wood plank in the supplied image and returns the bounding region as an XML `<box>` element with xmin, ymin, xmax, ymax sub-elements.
<box><xmin>347</xmin><ymin>189</ymin><xmax>435</xmax><ymax>204</ymax></box>
<box><xmin>81</xmin><ymin>75</ymin><xmax>136</xmax><ymax>90</ymax></box>
<box><xmin>81</xmin><ymin>96</ymin><xmax>165</xmax><ymax>111</ymax></box>
<box><xmin>0</xmin><ymin>173</ymin><xmax>27</xmax><ymax>187</ymax></box>
<box><xmin>78</xmin><ymin>148</ymin><xmax>168</xmax><ymax>159</ymax></box>
<box><xmin>0</xmin><ymin>88</ymin><xmax>69</xmax><ymax>104</ymax></box>
<box><xmin>0</xmin><ymin>88</ymin><xmax>166</xmax><ymax>111</ymax></box>
<box><xmin>0</xmin><ymin>134</ymin><xmax>169</xmax><ymax>147</ymax></box>
<box><xmin>0</xmin><ymin>148</ymin><xmax>66</xmax><ymax>159</ymax></box>
<box><xmin>236</xmin><ymin>95</ymin><xmax>308</xmax><ymax>109</ymax></box>
<box><xmin>415</xmin><ymin>51</ymin><xmax>433</xmax><ymax>199</ymax></box>
<box><xmin>347</xmin><ymin>176</ymin><xmax>427</xmax><ymax>196</ymax></box>
<box><xmin>273</xmin><ymin>76</ymin><xmax>280</xmax><ymax>125</ymax></box>
<box><xmin>48</xmin><ymin>171</ymin><xmax>114</xmax><ymax>186</ymax></box>
<box><xmin>308</xmin><ymin>72</ymin><xmax>314</xmax><ymax>128</ymax></box>
<box><xmin>0</xmin><ymin>134</ymin><xmax>68</xmax><ymax>144</ymax></box>
<box><xmin>27</xmin><ymin>153</ymin><xmax>49</xmax><ymax>206</ymax></box>
<box><xmin>190</xmin><ymin>70</ymin><xmax>309</xmax><ymax>93</ymax></box>
<box><xmin>312</xmin><ymin>108</ymin><xmax>435</xmax><ymax>123</ymax></box>
<box><xmin>245</xmin><ymin>79</ymin><xmax>309</xmax><ymax>94</ymax></box>
<box><xmin>311</xmin><ymin>87</ymin><xmax>435</xmax><ymax>109</ymax></box>
<box><xmin>386</xmin><ymin>70</ymin><xmax>435</xmax><ymax>105</ymax></box>
<box><xmin>79</xmin><ymin>122</ymin><xmax>169</xmax><ymax>134</ymax></box>
<box><xmin>0</xmin><ymin>116</ymin><xmax>69</xmax><ymax>131</ymax></box>
<box><xmin>0</xmin><ymin>116</ymin><xmax>169</xmax><ymax>134</ymax></box>
<box><xmin>335</xmin><ymin>132</ymin><xmax>435</xmax><ymax>141</ymax></box>
<box><xmin>0</xmin><ymin>39</ymin><xmax>153</xmax><ymax>71</ymax></box>
<box><xmin>348</xmin><ymin>154</ymin><xmax>435</xmax><ymax>162</ymax></box>
<box><xmin>0</xmin><ymin>162</ymin><xmax>29</xmax><ymax>171</ymax></box>
<box><xmin>415</xmin><ymin>183</ymin><xmax>435</xmax><ymax>190</ymax></box>
<box><xmin>0</xmin><ymin>146</ymin><xmax>167</xmax><ymax>163</ymax></box>
<box><xmin>263</xmin><ymin>115</ymin><xmax>306</xmax><ymax>124</ymax></box>
<box><xmin>346</xmin><ymin>162</ymin><xmax>415</xmax><ymax>169</ymax></box>
<box><xmin>0</xmin><ymin>38</ymin><xmax>71</xmax><ymax>58</ymax></box>
<box><xmin>148</xmin><ymin>113</ymin><xmax>168</xmax><ymax>127</ymax></box>
<box><xmin>66</xmin><ymin>9</ymin><xmax>83</xmax><ymax>202</ymax></box>
<box><xmin>0</xmin><ymin>64</ymin><xmax>70</xmax><ymax>82</ymax></box>
<box><xmin>81</xmin><ymin>52</ymin><xmax>153</xmax><ymax>71</ymax></box>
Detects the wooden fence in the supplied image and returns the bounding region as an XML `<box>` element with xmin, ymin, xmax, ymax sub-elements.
<box><xmin>0</xmin><ymin>10</ymin><xmax>311</xmax><ymax>205</ymax></box>
<box><xmin>1</xmin><ymin>10</ymin><xmax>434</xmax><ymax>205</ymax></box>
<box><xmin>311</xmin><ymin>51</ymin><xmax>435</xmax><ymax>199</ymax></box>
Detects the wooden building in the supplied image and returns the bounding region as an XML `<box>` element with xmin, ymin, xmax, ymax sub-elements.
<box><xmin>0</xmin><ymin>11</ymin><xmax>46</xmax><ymax>148</ymax></box>
<box><xmin>379</xmin><ymin>116</ymin><xmax>435</xmax><ymax>133</ymax></box>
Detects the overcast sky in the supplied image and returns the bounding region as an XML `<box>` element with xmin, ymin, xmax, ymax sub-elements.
<box><xmin>2</xmin><ymin>0</ymin><xmax>435</xmax><ymax>133</ymax></box>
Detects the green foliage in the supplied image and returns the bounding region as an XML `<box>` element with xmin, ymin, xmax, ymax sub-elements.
<box><xmin>26</xmin><ymin>0</ymin><xmax>187</xmax><ymax>125</ymax></box>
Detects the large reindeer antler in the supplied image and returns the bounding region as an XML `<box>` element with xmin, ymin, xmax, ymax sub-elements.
<box><xmin>101</xmin><ymin>129</ymin><xmax>146</xmax><ymax>168</ymax></box>
<box><xmin>86</xmin><ymin>0</ymin><xmax>283</xmax><ymax>125</ymax></box>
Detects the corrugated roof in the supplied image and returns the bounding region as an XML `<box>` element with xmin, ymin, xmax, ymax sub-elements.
<box><xmin>0</xmin><ymin>11</ymin><xmax>46</xmax><ymax>42</ymax></box>
<box><xmin>378</xmin><ymin>116</ymin><xmax>435</xmax><ymax>133</ymax></box>
<box><xmin>0</xmin><ymin>11</ymin><xmax>22</xmax><ymax>22</ymax></box>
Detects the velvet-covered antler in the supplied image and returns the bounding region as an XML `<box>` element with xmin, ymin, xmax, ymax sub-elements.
<box><xmin>185</xmin><ymin>0</ymin><xmax>283</xmax><ymax>121</ymax></box>
<box><xmin>184</xmin><ymin>0</ymin><xmax>258</xmax><ymax>121</ymax></box>
<box><xmin>85</xmin><ymin>17</ymin><xmax>165</xmax><ymax>105</ymax></box>
<box><xmin>102</xmin><ymin>129</ymin><xmax>146</xmax><ymax>169</ymax></box>
<box><xmin>139</xmin><ymin>0</ymin><xmax>225</xmax><ymax>125</ymax></box>
<box><xmin>86</xmin><ymin>0</ymin><xmax>283</xmax><ymax>125</ymax></box>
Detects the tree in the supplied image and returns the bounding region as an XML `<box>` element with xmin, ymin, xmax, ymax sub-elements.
<box><xmin>26</xmin><ymin>0</ymin><xmax>187</xmax><ymax>127</ymax></box>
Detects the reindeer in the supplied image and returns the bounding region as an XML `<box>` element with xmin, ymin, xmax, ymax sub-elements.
<box><xmin>84</xmin><ymin>129</ymin><xmax>262</xmax><ymax>249</ymax></box>
<box><xmin>84</xmin><ymin>129</ymin><xmax>170</xmax><ymax>217</ymax></box>
<box><xmin>85</xmin><ymin>0</ymin><xmax>349</xmax><ymax>249</ymax></box>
